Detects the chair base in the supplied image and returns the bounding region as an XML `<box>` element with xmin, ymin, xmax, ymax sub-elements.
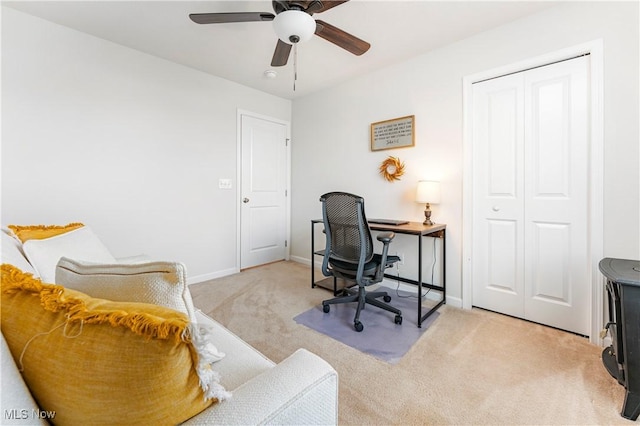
<box><xmin>322</xmin><ymin>285</ymin><xmax>402</xmax><ymax>332</ymax></box>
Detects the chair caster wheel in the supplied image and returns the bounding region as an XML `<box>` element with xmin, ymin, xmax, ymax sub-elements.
<box><xmin>322</xmin><ymin>304</ymin><xmax>330</xmax><ymax>313</ymax></box>
<box><xmin>354</xmin><ymin>321</ymin><xmax>364</xmax><ymax>332</ymax></box>
<box><xmin>383</xmin><ymin>295</ymin><xmax>391</xmax><ymax>303</ymax></box>
<box><xmin>394</xmin><ymin>315</ymin><xmax>403</xmax><ymax>325</ymax></box>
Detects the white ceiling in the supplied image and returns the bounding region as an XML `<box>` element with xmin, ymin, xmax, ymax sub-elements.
<box><xmin>3</xmin><ymin>1</ymin><xmax>558</xmax><ymax>99</ymax></box>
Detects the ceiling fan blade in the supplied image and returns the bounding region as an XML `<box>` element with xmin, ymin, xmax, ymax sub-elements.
<box><xmin>297</xmin><ymin>1</ymin><xmax>322</xmax><ymax>14</ymax></box>
<box><xmin>312</xmin><ymin>1</ymin><xmax>349</xmax><ymax>14</ymax></box>
<box><xmin>315</xmin><ymin>20</ymin><xmax>370</xmax><ymax>56</ymax></box>
<box><xmin>189</xmin><ymin>12</ymin><xmax>275</xmax><ymax>24</ymax></box>
<box><xmin>272</xmin><ymin>1</ymin><xmax>291</xmax><ymax>15</ymax></box>
<box><xmin>271</xmin><ymin>39</ymin><xmax>292</xmax><ymax>67</ymax></box>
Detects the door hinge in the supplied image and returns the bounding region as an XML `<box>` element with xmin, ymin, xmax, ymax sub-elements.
<box><xmin>285</xmin><ymin>189</ymin><xmax>288</xmax><ymax>197</ymax></box>
<box><xmin>285</xmin><ymin>240</ymin><xmax>288</xmax><ymax>247</ymax></box>
<box><xmin>286</xmin><ymin>138</ymin><xmax>290</xmax><ymax>146</ymax></box>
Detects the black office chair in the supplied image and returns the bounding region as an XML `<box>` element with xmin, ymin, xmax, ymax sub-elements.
<box><xmin>320</xmin><ymin>192</ymin><xmax>402</xmax><ymax>332</ymax></box>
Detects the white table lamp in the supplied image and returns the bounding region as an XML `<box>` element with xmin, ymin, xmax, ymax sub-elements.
<box><xmin>416</xmin><ymin>180</ymin><xmax>441</xmax><ymax>226</ymax></box>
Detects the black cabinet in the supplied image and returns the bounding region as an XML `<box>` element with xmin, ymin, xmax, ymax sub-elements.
<box><xmin>600</xmin><ymin>258</ymin><xmax>640</xmax><ymax>421</ymax></box>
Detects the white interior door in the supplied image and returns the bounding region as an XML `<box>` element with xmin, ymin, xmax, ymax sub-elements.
<box><xmin>240</xmin><ymin>114</ymin><xmax>288</xmax><ymax>269</ymax></box>
<box><xmin>472</xmin><ymin>56</ymin><xmax>590</xmax><ymax>335</ymax></box>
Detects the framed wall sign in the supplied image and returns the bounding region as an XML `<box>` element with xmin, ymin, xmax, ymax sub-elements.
<box><xmin>370</xmin><ymin>115</ymin><xmax>415</xmax><ymax>151</ymax></box>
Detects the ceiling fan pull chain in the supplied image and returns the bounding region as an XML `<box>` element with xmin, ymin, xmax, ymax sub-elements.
<box><xmin>293</xmin><ymin>43</ymin><xmax>298</xmax><ymax>91</ymax></box>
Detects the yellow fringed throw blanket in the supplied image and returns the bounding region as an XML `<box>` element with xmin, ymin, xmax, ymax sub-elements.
<box><xmin>7</xmin><ymin>222</ymin><xmax>85</xmax><ymax>242</ymax></box>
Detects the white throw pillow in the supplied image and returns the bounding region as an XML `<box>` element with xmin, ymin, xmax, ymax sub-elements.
<box><xmin>22</xmin><ymin>226</ymin><xmax>116</xmax><ymax>283</ymax></box>
<box><xmin>1</xmin><ymin>231</ymin><xmax>38</xmax><ymax>276</ymax></box>
<box><xmin>55</xmin><ymin>257</ymin><xmax>197</xmax><ymax>321</ymax></box>
<box><xmin>55</xmin><ymin>257</ymin><xmax>225</xmax><ymax>363</ymax></box>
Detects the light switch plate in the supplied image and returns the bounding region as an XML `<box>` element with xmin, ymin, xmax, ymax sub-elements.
<box><xmin>218</xmin><ymin>178</ymin><xmax>232</xmax><ymax>189</ymax></box>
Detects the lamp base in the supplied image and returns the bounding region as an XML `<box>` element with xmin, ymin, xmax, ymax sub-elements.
<box><xmin>423</xmin><ymin>203</ymin><xmax>434</xmax><ymax>226</ymax></box>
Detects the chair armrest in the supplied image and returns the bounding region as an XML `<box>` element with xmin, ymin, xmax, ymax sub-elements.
<box><xmin>376</xmin><ymin>231</ymin><xmax>395</xmax><ymax>244</ymax></box>
<box><xmin>182</xmin><ymin>349</ymin><xmax>338</xmax><ymax>425</ymax></box>
<box><xmin>374</xmin><ymin>232</ymin><xmax>396</xmax><ymax>282</ymax></box>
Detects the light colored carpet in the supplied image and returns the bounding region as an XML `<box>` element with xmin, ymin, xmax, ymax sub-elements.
<box><xmin>189</xmin><ymin>261</ymin><xmax>631</xmax><ymax>425</ymax></box>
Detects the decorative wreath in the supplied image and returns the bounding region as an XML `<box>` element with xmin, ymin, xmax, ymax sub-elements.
<box><xmin>379</xmin><ymin>156</ymin><xmax>405</xmax><ymax>182</ymax></box>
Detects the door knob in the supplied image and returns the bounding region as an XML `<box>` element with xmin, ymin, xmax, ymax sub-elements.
<box><xmin>243</xmin><ymin>198</ymin><xmax>250</xmax><ymax>203</ymax></box>
<box><xmin>492</xmin><ymin>205</ymin><xmax>500</xmax><ymax>212</ymax></box>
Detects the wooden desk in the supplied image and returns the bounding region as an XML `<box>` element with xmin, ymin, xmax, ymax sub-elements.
<box><xmin>311</xmin><ymin>219</ymin><xmax>446</xmax><ymax>327</ymax></box>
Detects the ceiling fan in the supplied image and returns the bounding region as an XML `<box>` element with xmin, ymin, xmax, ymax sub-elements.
<box><xmin>189</xmin><ymin>1</ymin><xmax>371</xmax><ymax>67</ymax></box>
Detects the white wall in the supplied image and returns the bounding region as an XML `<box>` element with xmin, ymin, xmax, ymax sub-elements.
<box><xmin>1</xmin><ymin>7</ymin><xmax>292</xmax><ymax>282</ymax></box>
<box><xmin>290</xmin><ymin>1</ymin><xmax>639</xmax><ymax>305</ymax></box>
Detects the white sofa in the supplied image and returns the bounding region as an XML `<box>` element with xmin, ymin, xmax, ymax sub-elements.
<box><xmin>1</xmin><ymin>228</ymin><xmax>338</xmax><ymax>425</ymax></box>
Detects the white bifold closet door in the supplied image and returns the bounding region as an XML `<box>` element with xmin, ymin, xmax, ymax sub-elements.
<box><xmin>471</xmin><ymin>56</ymin><xmax>590</xmax><ymax>336</ymax></box>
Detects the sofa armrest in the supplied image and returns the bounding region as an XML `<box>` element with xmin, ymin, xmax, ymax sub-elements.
<box><xmin>1</xmin><ymin>333</ymin><xmax>48</xmax><ymax>425</ymax></box>
<box><xmin>182</xmin><ymin>348</ymin><xmax>338</xmax><ymax>425</ymax></box>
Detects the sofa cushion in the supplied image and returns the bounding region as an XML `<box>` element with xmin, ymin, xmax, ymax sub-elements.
<box><xmin>8</xmin><ymin>223</ymin><xmax>84</xmax><ymax>243</ymax></box>
<box><xmin>1</xmin><ymin>231</ymin><xmax>37</xmax><ymax>276</ymax></box>
<box><xmin>0</xmin><ymin>264</ymin><xmax>222</xmax><ymax>425</ymax></box>
<box><xmin>20</xmin><ymin>226</ymin><xmax>116</xmax><ymax>283</ymax></box>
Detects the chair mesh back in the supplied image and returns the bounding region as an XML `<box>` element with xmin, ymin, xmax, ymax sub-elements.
<box><xmin>322</xmin><ymin>192</ymin><xmax>373</xmax><ymax>264</ymax></box>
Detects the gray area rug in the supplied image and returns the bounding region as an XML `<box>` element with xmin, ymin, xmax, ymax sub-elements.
<box><xmin>294</xmin><ymin>287</ymin><xmax>439</xmax><ymax>364</ymax></box>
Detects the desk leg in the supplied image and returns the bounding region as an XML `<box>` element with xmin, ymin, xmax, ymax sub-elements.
<box><xmin>311</xmin><ymin>221</ymin><xmax>315</xmax><ymax>289</ymax></box>
<box><xmin>443</xmin><ymin>230</ymin><xmax>446</xmax><ymax>306</ymax></box>
<box><xmin>418</xmin><ymin>233</ymin><xmax>423</xmax><ymax>327</ymax></box>
<box><xmin>417</xmin><ymin>230</ymin><xmax>446</xmax><ymax>327</ymax></box>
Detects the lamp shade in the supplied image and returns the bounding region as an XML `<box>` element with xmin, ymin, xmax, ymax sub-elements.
<box><xmin>273</xmin><ymin>10</ymin><xmax>316</xmax><ymax>44</ymax></box>
<box><xmin>416</xmin><ymin>180</ymin><xmax>441</xmax><ymax>204</ymax></box>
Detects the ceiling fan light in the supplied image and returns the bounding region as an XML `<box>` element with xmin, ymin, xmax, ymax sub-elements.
<box><xmin>273</xmin><ymin>10</ymin><xmax>315</xmax><ymax>44</ymax></box>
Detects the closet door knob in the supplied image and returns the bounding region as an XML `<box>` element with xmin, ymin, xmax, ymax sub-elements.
<box><xmin>243</xmin><ymin>198</ymin><xmax>250</xmax><ymax>203</ymax></box>
<box><xmin>492</xmin><ymin>205</ymin><xmax>500</xmax><ymax>212</ymax></box>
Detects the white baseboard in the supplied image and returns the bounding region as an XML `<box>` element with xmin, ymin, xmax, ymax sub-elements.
<box><xmin>290</xmin><ymin>255</ymin><xmax>312</xmax><ymax>266</ymax></box>
<box><xmin>446</xmin><ymin>295</ymin><xmax>462</xmax><ymax>308</ymax></box>
<box><xmin>187</xmin><ymin>267</ymin><xmax>238</xmax><ymax>285</ymax></box>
